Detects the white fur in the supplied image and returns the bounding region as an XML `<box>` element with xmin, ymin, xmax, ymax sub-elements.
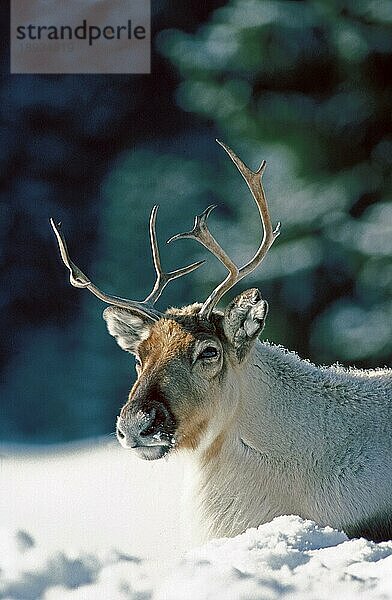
<box><xmin>103</xmin><ymin>307</ymin><xmax>150</xmax><ymax>352</ymax></box>
<box><xmin>188</xmin><ymin>340</ymin><xmax>392</xmax><ymax>542</ymax></box>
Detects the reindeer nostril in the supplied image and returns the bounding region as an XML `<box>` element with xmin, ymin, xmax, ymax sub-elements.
<box><xmin>116</xmin><ymin>424</ymin><xmax>125</xmax><ymax>440</ymax></box>
<box><xmin>139</xmin><ymin>404</ymin><xmax>174</xmax><ymax>439</ymax></box>
<box><xmin>139</xmin><ymin>407</ymin><xmax>158</xmax><ymax>437</ymax></box>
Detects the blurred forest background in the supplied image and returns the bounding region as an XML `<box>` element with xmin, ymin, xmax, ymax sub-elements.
<box><xmin>1</xmin><ymin>0</ymin><xmax>391</xmax><ymax>443</ymax></box>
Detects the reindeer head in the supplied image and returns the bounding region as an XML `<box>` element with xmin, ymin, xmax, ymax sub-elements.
<box><xmin>51</xmin><ymin>141</ymin><xmax>280</xmax><ymax>460</ymax></box>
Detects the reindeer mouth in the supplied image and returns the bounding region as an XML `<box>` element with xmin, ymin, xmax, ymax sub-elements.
<box><xmin>133</xmin><ymin>443</ymin><xmax>173</xmax><ymax>461</ymax></box>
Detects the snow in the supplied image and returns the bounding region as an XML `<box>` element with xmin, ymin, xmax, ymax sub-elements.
<box><xmin>2</xmin><ymin>440</ymin><xmax>392</xmax><ymax>599</ymax></box>
<box><xmin>0</xmin><ymin>439</ymin><xmax>188</xmax><ymax>559</ymax></box>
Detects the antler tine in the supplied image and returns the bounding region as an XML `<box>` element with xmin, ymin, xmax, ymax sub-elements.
<box><xmin>144</xmin><ymin>205</ymin><xmax>205</xmax><ymax>304</ymax></box>
<box><xmin>167</xmin><ymin>205</ymin><xmax>240</xmax><ymax>311</ymax></box>
<box><xmin>216</xmin><ymin>140</ymin><xmax>281</xmax><ymax>283</ymax></box>
<box><xmin>169</xmin><ymin>140</ymin><xmax>280</xmax><ymax>319</ymax></box>
<box><xmin>50</xmin><ymin>218</ymin><xmax>161</xmax><ymax>322</ymax></box>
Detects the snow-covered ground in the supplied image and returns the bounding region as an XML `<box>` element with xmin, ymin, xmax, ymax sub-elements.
<box><xmin>1</xmin><ymin>440</ymin><xmax>392</xmax><ymax>599</ymax></box>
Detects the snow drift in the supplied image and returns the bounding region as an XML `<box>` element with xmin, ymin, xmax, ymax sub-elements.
<box><xmin>1</xmin><ymin>441</ymin><xmax>392</xmax><ymax>599</ymax></box>
<box><xmin>3</xmin><ymin>516</ymin><xmax>392</xmax><ymax>600</ymax></box>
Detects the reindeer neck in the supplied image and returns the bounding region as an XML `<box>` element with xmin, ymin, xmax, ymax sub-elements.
<box><xmin>235</xmin><ymin>341</ymin><xmax>325</xmax><ymax>458</ymax></box>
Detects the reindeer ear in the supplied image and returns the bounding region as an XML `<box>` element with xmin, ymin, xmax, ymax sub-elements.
<box><xmin>223</xmin><ymin>288</ymin><xmax>268</xmax><ymax>360</ymax></box>
<box><xmin>102</xmin><ymin>307</ymin><xmax>152</xmax><ymax>353</ymax></box>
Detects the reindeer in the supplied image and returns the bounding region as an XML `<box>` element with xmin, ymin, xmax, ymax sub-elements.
<box><xmin>51</xmin><ymin>140</ymin><xmax>392</xmax><ymax>543</ymax></box>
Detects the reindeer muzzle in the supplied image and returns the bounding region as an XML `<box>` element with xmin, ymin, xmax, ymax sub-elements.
<box><xmin>116</xmin><ymin>402</ymin><xmax>176</xmax><ymax>460</ymax></box>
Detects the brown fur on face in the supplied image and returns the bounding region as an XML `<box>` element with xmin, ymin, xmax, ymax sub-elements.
<box><xmin>202</xmin><ymin>430</ymin><xmax>226</xmax><ymax>464</ymax></box>
<box><xmin>137</xmin><ymin>305</ymin><xmax>223</xmax><ymax>368</ymax></box>
<box><xmin>138</xmin><ymin>319</ymin><xmax>195</xmax><ymax>369</ymax></box>
<box><xmin>177</xmin><ymin>415</ymin><xmax>209</xmax><ymax>451</ymax></box>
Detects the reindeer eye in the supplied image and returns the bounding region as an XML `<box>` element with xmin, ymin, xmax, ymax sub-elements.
<box><xmin>198</xmin><ymin>346</ymin><xmax>219</xmax><ymax>360</ymax></box>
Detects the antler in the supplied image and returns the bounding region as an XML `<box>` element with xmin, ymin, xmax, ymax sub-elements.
<box><xmin>144</xmin><ymin>206</ymin><xmax>205</xmax><ymax>304</ymax></box>
<box><xmin>168</xmin><ymin>140</ymin><xmax>281</xmax><ymax>319</ymax></box>
<box><xmin>50</xmin><ymin>206</ymin><xmax>204</xmax><ymax>322</ymax></box>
